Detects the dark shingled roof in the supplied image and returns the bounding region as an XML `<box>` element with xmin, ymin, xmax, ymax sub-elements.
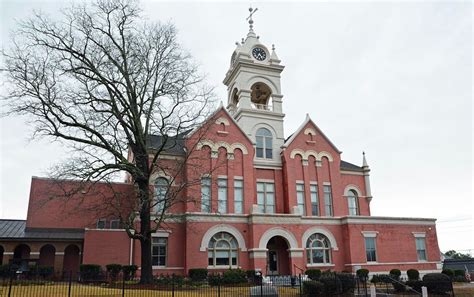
<box><xmin>146</xmin><ymin>132</ymin><xmax>189</xmax><ymax>156</ymax></box>
<box><xmin>0</xmin><ymin>220</ymin><xmax>84</xmax><ymax>240</ymax></box>
<box><xmin>340</xmin><ymin>160</ymin><xmax>364</xmax><ymax>172</ymax></box>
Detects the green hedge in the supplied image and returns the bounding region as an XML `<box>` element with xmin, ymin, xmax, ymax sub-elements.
<box><xmin>122</xmin><ymin>265</ymin><xmax>138</xmax><ymax>281</ymax></box>
<box><xmin>356</xmin><ymin>268</ymin><xmax>369</xmax><ymax>280</ymax></box>
<box><xmin>302</xmin><ymin>280</ymin><xmax>324</xmax><ymax>296</ymax></box>
<box><xmin>222</xmin><ymin>269</ymin><xmax>247</xmax><ymax>284</ymax></box>
<box><xmin>389</xmin><ymin>269</ymin><xmax>401</xmax><ymax>279</ymax></box>
<box><xmin>305</xmin><ymin>269</ymin><xmax>321</xmax><ymax>280</ymax></box>
<box><xmin>188</xmin><ymin>268</ymin><xmax>208</xmax><ymax>282</ymax></box>
<box><xmin>407</xmin><ymin>269</ymin><xmax>419</xmax><ymax>281</ymax></box>
<box><xmin>423</xmin><ymin>273</ymin><xmax>452</xmax><ymax>294</ymax></box>
<box><xmin>79</xmin><ymin>264</ymin><xmax>101</xmax><ymax>280</ymax></box>
<box><xmin>105</xmin><ymin>264</ymin><xmax>122</xmax><ymax>280</ymax></box>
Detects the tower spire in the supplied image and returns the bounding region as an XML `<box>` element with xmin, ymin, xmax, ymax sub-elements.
<box><xmin>246</xmin><ymin>7</ymin><xmax>258</xmax><ymax>38</ymax></box>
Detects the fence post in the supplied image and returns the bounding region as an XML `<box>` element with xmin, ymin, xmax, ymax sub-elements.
<box><xmin>7</xmin><ymin>272</ymin><xmax>13</xmax><ymax>297</ymax></box>
<box><xmin>122</xmin><ymin>272</ymin><xmax>125</xmax><ymax>297</ymax></box>
<box><xmin>68</xmin><ymin>271</ymin><xmax>72</xmax><ymax>297</ymax></box>
<box><xmin>172</xmin><ymin>276</ymin><xmax>175</xmax><ymax>297</ymax></box>
<box><xmin>217</xmin><ymin>275</ymin><xmax>221</xmax><ymax>297</ymax></box>
<box><xmin>298</xmin><ymin>274</ymin><xmax>302</xmax><ymax>297</ymax></box>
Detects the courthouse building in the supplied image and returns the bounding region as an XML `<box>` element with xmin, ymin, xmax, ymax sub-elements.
<box><xmin>0</xmin><ymin>13</ymin><xmax>441</xmax><ymax>277</ymax></box>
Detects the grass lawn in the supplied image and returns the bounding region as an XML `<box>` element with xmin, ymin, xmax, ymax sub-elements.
<box><xmin>453</xmin><ymin>282</ymin><xmax>474</xmax><ymax>297</ymax></box>
<box><xmin>0</xmin><ymin>283</ymin><xmax>301</xmax><ymax>297</ymax></box>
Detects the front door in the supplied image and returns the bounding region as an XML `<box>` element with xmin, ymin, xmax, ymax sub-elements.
<box><xmin>268</xmin><ymin>250</ymin><xmax>278</xmax><ymax>275</ymax></box>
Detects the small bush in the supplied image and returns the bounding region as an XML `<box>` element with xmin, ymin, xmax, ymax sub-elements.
<box><xmin>405</xmin><ymin>280</ymin><xmax>423</xmax><ymax>293</ymax></box>
<box><xmin>105</xmin><ymin>264</ymin><xmax>122</xmax><ymax>280</ymax></box>
<box><xmin>122</xmin><ymin>265</ymin><xmax>138</xmax><ymax>281</ymax></box>
<box><xmin>370</xmin><ymin>274</ymin><xmax>380</xmax><ymax>283</ymax></box>
<box><xmin>336</xmin><ymin>272</ymin><xmax>356</xmax><ymax>293</ymax></box>
<box><xmin>208</xmin><ymin>274</ymin><xmax>220</xmax><ymax>286</ymax></box>
<box><xmin>442</xmin><ymin>268</ymin><xmax>454</xmax><ymax>278</ymax></box>
<box><xmin>389</xmin><ymin>269</ymin><xmax>401</xmax><ymax>279</ymax></box>
<box><xmin>423</xmin><ymin>273</ymin><xmax>452</xmax><ymax>294</ymax></box>
<box><xmin>305</xmin><ymin>269</ymin><xmax>321</xmax><ymax>280</ymax></box>
<box><xmin>454</xmin><ymin>269</ymin><xmax>465</xmax><ymax>277</ymax></box>
<box><xmin>188</xmin><ymin>268</ymin><xmax>208</xmax><ymax>282</ymax></box>
<box><xmin>0</xmin><ymin>265</ymin><xmax>12</xmax><ymax>277</ymax></box>
<box><xmin>356</xmin><ymin>268</ymin><xmax>369</xmax><ymax>281</ymax></box>
<box><xmin>37</xmin><ymin>266</ymin><xmax>54</xmax><ymax>277</ymax></box>
<box><xmin>453</xmin><ymin>275</ymin><xmax>467</xmax><ymax>282</ymax></box>
<box><xmin>319</xmin><ymin>272</ymin><xmax>343</xmax><ymax>295</ymax></box>
<box><xmin>222</xmin><ymin>269</ymin><xmax>246</xmax><ymax>284</ymax></box>
<box><xmin>302</xmin><ymin>280</ymin><xmax>324</xmax><ymax>296</ymax></box>
<box><xmin>79</xmin><ymin>264</ymin><xmax>101</xmax><ymax>280</ymax></box>
<box><xmin>406</xmin><ymin>269</ymin><xmax>419</xmax><ymax>281</ymax></box>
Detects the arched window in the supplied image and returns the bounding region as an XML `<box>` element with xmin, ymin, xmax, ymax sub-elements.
<box><xmin>347</xmin><ymin>190</ymin><xmax>359</xmax><ymax>216</ymax></box>
<box><xmin>155</xmin><ymin>177</ymin><xmax>168</xmax><ymax>213</ymax></box>
<box><xmin>208</xmin><ymin>232</ymin><xmax>238</xmax><ymax>267</ymax></box>
<box><xmin>256</xmin><ymin>128</ymin><xmax>273</xmax><ymax>159</ymax></box>
<box><xmin>306</xmin><ymin>233</ymin><xmax>331</xmax><ymax>264</ymax></box>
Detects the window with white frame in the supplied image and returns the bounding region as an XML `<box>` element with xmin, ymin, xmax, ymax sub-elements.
<box><xmin>296</xmin><ymin>183</ymin><xmax>306</xmax><ymax>215</ymax></box>
<box><xmin>310</xmin><ymin>185</ymin><xmax>319</xmax><ymax>216</ymax></box>
<box><xmin>218</xmin><ymin>178</ymin><xmax>228</xmax><ymax>213</ymax></box>
<box><xmin>154</xmin><ymin>177</ymin><xmax>168</xmax><ymax>213</ymax></box>
<box><xmin>234</xmin><ymin>180</ymin><xmax>244</xmax><ymax>214</ymax></box>
<box><xmin>347</xmin><ymin>190</ymin><xmax>359</xmax><ymax>216</ymax></box>
<box><xmin>364</xmin><ymin>237</ymin><xmax>377</xmax><ymax>262</ymax></box>
<box><xmin>323</xmin><ymin>185</ymin><xmax>333</xmax><ymax>216</ymax></box>
<box><xmin>416</xmin><ymin>238</ymin><xmax>427</xmax><ymax>261</ymax></box>
<box><xmin>255</xmin><ymin>128</ymin><xmax>273</xmax><ymax>159</ymax></box>
<box><xmin>201</xmin><ymin>177</ymin><xmax>211</xmax><ymax>213</ymax></box>
<box><xmin>152</xmin><ymin>237</ymin><xmax>167</xmax><ymax>266</ymax></box>
<box><xmin>306</xmin><ymin>233</ymin><xmax>332</xmax><ymax>264</ymax></box>
<box><xmin>208</xmin><ymin>232</ymin><xmax>238</xmax><ymax>267</ymax></box>
<box><xmin>256</xmin><ymin>182</ymin><xmax>275</xmax><ymax>213</ymax></box>
<box><xmin>110</xmin><ymin>219</ymin><xmax>121</xmax><ymax>229</ymax></box>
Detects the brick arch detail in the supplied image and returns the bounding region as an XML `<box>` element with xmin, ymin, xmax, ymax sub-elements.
<box><xmin>199</xmin><ymin>224</ymin><xmax>247</xmax><ymax>252</ymax></box>
<box><xmin>258</xmin><ymin>227</ymin><xmax>299</xmax><ymax>250</ymax></box>
<box><xmin>196</xmin><ymin>140</ymin><xmax>248</xmax><ymax>155</ymax></box>
<box><xmin>343</xmin><ymin>184</ymin><xmax>362</xmax><ymax>197</ymax></box>
<box><xmin>301</xmin><ymin>227</ymin><xmax>339</xmax><ymax>251</ymax></box>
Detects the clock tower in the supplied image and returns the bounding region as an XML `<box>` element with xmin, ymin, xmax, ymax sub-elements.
<box><xmin>223</xmin><ymin>8</ymin><xmax>285</xmax><ymax>167</ymax></box>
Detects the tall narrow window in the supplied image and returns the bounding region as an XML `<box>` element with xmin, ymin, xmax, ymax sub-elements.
<box><xmin>347</xmin><ymin>190</ymin><xmax>359</xmax><ymax>216</ymax></box>
<box><xmin>234</xmin><ymin>180</ymin><xmax>244</xmax><ymax>214</ymax></box>
<box><xmin>365</xmin><ymin>237</ymin><xmax>377</xmax><ymax>262</ymax></box>
<box><xmin>152</xmin><ymin>237</ymin><xmax>167</xmax><ymax>266</ymax></box>
<box><xmin>310</xmin><ymin>185</ymin><xmax>319</xmax><ymax>216</ymax></box>
<box><xmin>96</xmin><ymin>218</ymin><xmax>106</xmax><ymax>229</ymax></box>
<box><xmin>323</xmin><ymin>185</ymin><xmax>333</xmax><ymax>216</ymax></box>
<box><xmin>296</xmin><ymin>183</ymin><xmax>306</xmax><ymax>215</ymax></box>
<box><xmin>256</xmin><ymin>182</ymin><xmax>275</xmax><ymax>213</ymax></box>
<box><xmin>201</xmin><ymin>177</ymin><xmax>211</xmax><ymax>213</ymax></box>
<box><xmin>155</xmin><ymin>178</ymin><xmax>168</xmax><ymax>213</ymax></box>
<box><xmin>416</xmin><ymin>238</ymin><xmax>427</xmax><ymax>261</ymax></box>
<box><xmin>256</xmin><ymin>128</ymin><xmax>273</xmax><ymax>159</ymax></box>
<box><xmin>218</xmin><ymin>178</ymin><xmax>228</xmax><ymax>213</ymax></box>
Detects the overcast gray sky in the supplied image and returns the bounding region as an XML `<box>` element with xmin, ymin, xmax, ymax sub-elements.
<box><xmin>1</xmin><ymin>0</ymin><xmax>472</xmax><ymax>254</ymax></box>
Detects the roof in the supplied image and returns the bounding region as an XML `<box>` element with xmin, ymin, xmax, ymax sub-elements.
<box><xmin>146</xmin><ymin>133</ymin><xmax>188</xmax><ymax>155</ymax></box>
<box><xmin>443</xmin><ymin>259</ymin><xmax>474</xmax><ymax>272</ymax></box>
<box><xmin>340</xmin><ymin>160</ymin><xmax>364</xmax><ymax>172</ymax></box>
<box><xmin>0</xmin><ymin>219</ymin><xmax>84</xmax><ymax>240</ymax></box>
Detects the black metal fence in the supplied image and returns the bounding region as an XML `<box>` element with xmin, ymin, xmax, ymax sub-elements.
<box><xmin>0</xmin><ymin>271</ymin><xmax>457</xmax><ymax>297</ymax></box>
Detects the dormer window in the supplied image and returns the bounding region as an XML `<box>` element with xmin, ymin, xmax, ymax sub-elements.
<box><xmin>256</xmin><ymin>128</ymin><xmax>272</xmax><ymax>159</ymax></box>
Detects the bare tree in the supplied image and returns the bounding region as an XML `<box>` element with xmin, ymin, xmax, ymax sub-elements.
<box><xmin>2</xmin><ymin>0</ymin><xmax>215</xmax><ymax>283</ymax></box>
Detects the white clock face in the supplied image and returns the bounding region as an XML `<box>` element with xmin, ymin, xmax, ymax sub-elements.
<box><xmin>252</xmin><ymin>47</ymin><xmax>266</xmax><ymax>61</ymax></box>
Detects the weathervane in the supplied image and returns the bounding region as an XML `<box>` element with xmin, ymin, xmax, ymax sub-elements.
<box><xmin>246</xmin><ymin>7</ymin><xmax>258</xmax><ymax>31</ymax></box>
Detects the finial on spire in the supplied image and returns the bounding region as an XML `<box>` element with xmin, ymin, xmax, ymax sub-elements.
<box><xmin>272</xmin><ymin>44</ymin><xmax>275</xmax><ymax>51</ymax></box>
<box><xmin>246</xmin><ymin>7</ymin><xmax>258</xmax><ymax>37</ymax></box>
<box><xmin>362</xmin><ymin>151</ymin><xmax>369</xmax><ymax>167</ymax></box>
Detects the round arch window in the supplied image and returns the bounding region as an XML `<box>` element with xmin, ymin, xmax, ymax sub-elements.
<box><xmin>256</xmin><ymin>128</ymin><xmax>273</xmax><ymax>159</ymax></box>
<box><xmin>208</xmin><ymin>232</ymin><xmax>239</xmax><ymax>267</ymax></box>
<box><xmin>306</xmin><ymin>233</ymin><xmax>331</xmax><ymax>264</ymax></box>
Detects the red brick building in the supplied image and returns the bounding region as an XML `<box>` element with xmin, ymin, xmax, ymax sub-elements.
<box><xmin>0</xmin><ymin>15</ymin><xmax>441</xmax><ymax>277</ymax></box>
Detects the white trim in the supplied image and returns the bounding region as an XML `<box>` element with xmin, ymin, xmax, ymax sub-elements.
<box><xmin>345</xmin><ymin>261</ymin><xmax>440</xmax><ymax>266</ymax></box>
<box><xmin>317</xmin><ymin>151</ymin><xmax>333</xmax><ymax>162</ymax></box>
<box><xmin>86</xmin><ymin>228</ymin><xmax>127</xmax><ymax>232</ymax></box>
<box><xmin>256</xmin><ymin>179</ymin><xmax>275</xmax><ymax>183</ymax></box>
<box><xmin>55</xmin><ymin>252</ymin><xmax>65</xmax><ymax>255</ymax></box>
<box><xmin>30</xmin><ymin>252</ymin><xmax>40</xmax><ymax>255</ymax></box>
<box><xmin>304</xmin><ymin>128</ymin><xmax>316</xmax><ymax>136</ymax></box>
<box><xmin>341</xmin><ymin>170</ymin><xmax>364</xmax><ymax>176</ymax></box>
<box><xmin>215</xmin><ymin>117</ymin><xmax>230</xmax><ymax>126</ymax></box>
<box><xmin>3</xmin><ymin>252</ymin><xmax>14</xmax><ymax>255</ymax></box>
<box><xmin>217</xmin><ymin>175</ymin><xmax>228</xmax><ymax>179</ymax></box>
<box><xmin>199</xmin><ymin>224</ymin><xmax>247</xmax><ymax>252</ymax></box>
<box><xmin>208</xmin><ymin>265</ymin><xmax>241</xmax><ymax>270</ymax></box>
<box><xmin>306</xmin><ymin>264</ymin><xmax>335</xmax><ymax>268</ymax></box>
<box><xmin>412</xmin><ymin>232</ymin><xmax>426</xmax><ymax>238</ymax></box>
<box><xmin>295</xmin><ymin>180</ymin><xmax>304</xmax><ymax>184</ymax></box>
<box><xmin>361</xmin><ymin>231</ymin><xmax>379</xmax><ymax>238</ymax></box>
<box><xmin>153</xmin><ymin>266</ymin><xmax>184</xmax><ymax>270</ymax></box>
<box><xmin>258</xmin><ymin>227</ymin><xmax>299</xmax><ymax>249</ymax></box>
<box><xmin>309</xmin><ymin>181</ymin><xmax>318</xmax><ymax>185</ymax></box>
<box><xmin>152</xmin><ymin>231</ymin><xmax>171</xmax><ymax>238</ymax></box>
<box><xmin>343</xmin><ymin>185</ymin><xmax>363</xmax><ymax>197</ymax></box>
<box><xmin>302</xmin><ymin>227</ymin><xmax>339</xmax><ymax>251</ymax></box>
<box><xmin>234</xmin><ymin>176</ymin><xmax>244</xmax><ymax>180</ymax></box>
<box><xmin>323</xmin><ymin>182</ymin><xmax>331</xmax><ymax>186</ymax></box>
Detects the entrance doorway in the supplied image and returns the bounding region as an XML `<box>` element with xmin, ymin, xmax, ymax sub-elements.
<box><xmin>266</xmin><ymin>236</ymin><xmax>290</xmax><ymax>275</ymax></box>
